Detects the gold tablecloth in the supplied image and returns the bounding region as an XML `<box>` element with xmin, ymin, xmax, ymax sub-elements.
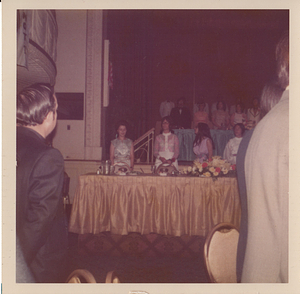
<box><xmin>69</xmin><ymin>174</ymin><xmax>241</xmax><ymax>237</ymax></box>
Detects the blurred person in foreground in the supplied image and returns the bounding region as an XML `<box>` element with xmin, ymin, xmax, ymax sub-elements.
<box><xmin>241</xmin><ymin>31</ymin><xmax>289</xmax><ymax>283</ymax></box>
<box><xmin>236</xmin><ymin>80</ymin><xmax>284</xmax><ymax>282</ymax></box>
<box><xmin>16</xmin><ymin>83</ymin><xmax>68</xmax><ymax>283</ymax></box>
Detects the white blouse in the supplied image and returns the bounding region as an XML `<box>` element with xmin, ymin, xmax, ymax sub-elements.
<box><xmin>223</xmin><ymin>137</ymin><xmax>243</xmax><ymax>164</ymax></box>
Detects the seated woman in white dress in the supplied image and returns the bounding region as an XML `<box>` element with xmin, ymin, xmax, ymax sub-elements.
<box><xmin>153</xmin><ymin>116</ymin><xmax>180</xmax><ymax>170</ymax></box>
<box><xmin>223</xmin><ymin>123</ymin><xmax>245</xmax><ymax>164</ymax></box>
<box><xmin>193</xmin><ymin>122</ymin><xmax>214</xmax><ymax>163</ymax></box>
<box><xmin>110</xmin><ymin>120</ymin><xmax>134</xmax><ymax>171</ymax></box>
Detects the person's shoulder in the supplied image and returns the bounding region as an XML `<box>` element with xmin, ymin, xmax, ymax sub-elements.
<box><xmin>233</xmin><ymin>136</ymin><xmax>242</xmax><ymax>143</ymax></box>
<box><xmin>42</xmin><ymin>147</ymin><xmax>64</xmax><ymax>162</ymax></box>
<box><xmin>111</xmin><ymin>138</ymin><xmax>118</xmax><ymax>144</ymax></box>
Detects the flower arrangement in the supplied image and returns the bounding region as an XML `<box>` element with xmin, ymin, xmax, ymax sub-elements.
<box><xmin>182</xmin><ymin>156</ymin><xmax>236</xmax><ymax>178</ymax></box>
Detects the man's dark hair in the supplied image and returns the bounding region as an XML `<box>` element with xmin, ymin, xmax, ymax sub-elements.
<box><xmin>260</xmin><ymin>80</ymin><xmax>284</xmax><ymax>116</ymax></box>
<box><xmin>276</xmin><ymin>31</ymin><xmax>289</xmax><ymax>89</ymax></box>
<box><xmin>17</xmin><ymin>83</ymin><xmax>56</xmax><ymax>126</ymax></box>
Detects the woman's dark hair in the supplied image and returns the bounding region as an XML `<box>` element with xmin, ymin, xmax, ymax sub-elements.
<box><xmin>17</xmin><ymin>83</ymin><xmax>56</xmax><ymax>126</ymax></box>
<box><xmin>160</xmin><ymin>116</ymin><xmax>174</xmax><ymax>133</ymax></box>
<box><xmin>193</xmin><ymin>123</ymin><xmax>215</xmax><ymax>149</ymax></box>
<box><xmin>217</xmin><ymin>101</ymin><xmax>226</xmax><ymax>110</ymax></box>
<box><xmin>115</xmin><ymin>120</ymin><xmax>129</xmax><ymax>134</ymax></box>
<box><xmin>233</xmin><ymin>123</ymin><xmax>246</xmax><ymax>137</ymax></box>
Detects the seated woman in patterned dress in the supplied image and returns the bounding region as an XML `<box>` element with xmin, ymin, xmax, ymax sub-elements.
<box><xmin>153</xmin><ymin>116</ymin><xmax>180</xmax><ymax>170</ymax></box>
<box><xmin>110</xmin><ymin>120</ymin><xmax>134</xmax><ymax>171</ymax></box>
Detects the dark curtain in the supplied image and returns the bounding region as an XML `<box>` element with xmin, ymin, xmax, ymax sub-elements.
<box><xmin>104</xmin><ymin>10</ymin><xmax>154</xmax><ymax>159</ymax></box>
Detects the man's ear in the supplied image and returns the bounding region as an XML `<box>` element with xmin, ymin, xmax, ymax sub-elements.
<box><xmin>44</xmin><ymin>111</ymin><xmax>54</xmax><ymax>123</ymax></box>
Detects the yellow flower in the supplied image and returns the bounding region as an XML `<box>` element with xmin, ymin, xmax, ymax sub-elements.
<box><xmin>213</xmin><ymin>171</ymin><xmax>219</xmax><ymax>176</ymax></box>
<box><xmin>187</xmin><ymin>166</ymin><xmax>192</xmax><ymax>172</ymax></box>
<box><xmin>193</xmin><ymin>160</ymin><xmax>202</xmax><ymax>169</ymax></box>
<box><xmin>222</xmin><ymin>168</ymin><xmax>228</xmax><ymax>175</ymax></box>
<box><xmin>203</xmin><ymin>172</ymin><xmax>211</xmax><ymax>177</ymax></box>
<box><xmin>209</xmin><ymin>167</ymin><xmax>215</xmax><ymax>173</ymax></box>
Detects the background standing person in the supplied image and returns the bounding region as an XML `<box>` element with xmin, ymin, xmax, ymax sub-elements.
<box><xmin>230</xmin><ymin>103</ymin><xmax>247</xmax><ymax>128</ymax></box>
<box><xmin>159</xmin><ymin>99</ymin><xmax>175</xmax><ymax>118</ymax></box>
<box><xmin>110</xmin><ymin>120</ymin><xmax>134</xmax><ymax>171</ymax></box>
<box><xmin>16</xmin><ymin>83</ymin><xmax>68</xmax><ymax>283</ymax></box>
<box><xmin>241</xmin><ymin>31</ymin><xmax>289</xmax><ymax>283</ymax></box>
<box><xmin>246</xmin><ymin>98</ymin><xmax>262</xmax><ymax>129</ymax></box>
<box><xmin>170</xmin><ymin>97</ymin><xmax>192</xmax><ymax>129</ymax></box>
<box><xmin>212</xmin><ymin>101</ymin><xmax>230</xmax><ymax>130</ymax></box>
<box><xmin>154</xmin><ymin>116</ymin><xmax>180</xmax><ymax>170</ymax></box>
<box><xmin>193</xmin><ymin>101</ymin><xmax>212</xmax><ymax>128</ymax></box>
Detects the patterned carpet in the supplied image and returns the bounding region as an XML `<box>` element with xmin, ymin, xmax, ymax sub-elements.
<box><xmin>67</xmin><ymin>232</ymin><xmax>209</xmax><ymax>283</ymax></box>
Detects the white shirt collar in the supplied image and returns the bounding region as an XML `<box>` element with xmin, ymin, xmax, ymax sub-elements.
<box><xmin>163</xmin><ymin>132</ymin><xmax>171</xmax><ymax>136</ymax></box>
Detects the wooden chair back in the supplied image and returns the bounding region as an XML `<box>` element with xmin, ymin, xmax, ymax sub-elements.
<box><xmin>66</xmin><ymin>269</ymin><xmax>97</xmax><ymax>283</ymax></box>
<box><xmin>105</xmin><ymin>271</ymin><xmax>121</xmax><ymax>283</ymax></box>
<box><xmin>204</xmin><ymin>223</ymin><xmax>239</xmax><ymax>283</ymax></box>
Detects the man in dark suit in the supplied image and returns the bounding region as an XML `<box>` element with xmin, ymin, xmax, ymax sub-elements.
<box><xmin>170</xmin><ymin>97</ymin><xmax>191</xmax><ymax>129</ymax></box>
<box><xmin>16</xmin><ymin>83</ymin><xmax>68</xmax><ymax>283</ymax></box>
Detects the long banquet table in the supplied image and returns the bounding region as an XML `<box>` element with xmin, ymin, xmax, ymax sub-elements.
<box><xmin>69</xmin><ymin>173</ymin><xmax>241</xmax><ymax>237</ymax></box>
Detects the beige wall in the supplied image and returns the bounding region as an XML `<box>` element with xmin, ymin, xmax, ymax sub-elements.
<box><xmin>52</xmin><ymin>10</ymin><xmax>87</xmax><ymax>159</ymax></box>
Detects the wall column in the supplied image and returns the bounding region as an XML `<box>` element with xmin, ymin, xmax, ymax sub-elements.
<box><xmin>84</xmin><ymin>10</ymin><xmax>103</xmax><ymax>160</ymax></box>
